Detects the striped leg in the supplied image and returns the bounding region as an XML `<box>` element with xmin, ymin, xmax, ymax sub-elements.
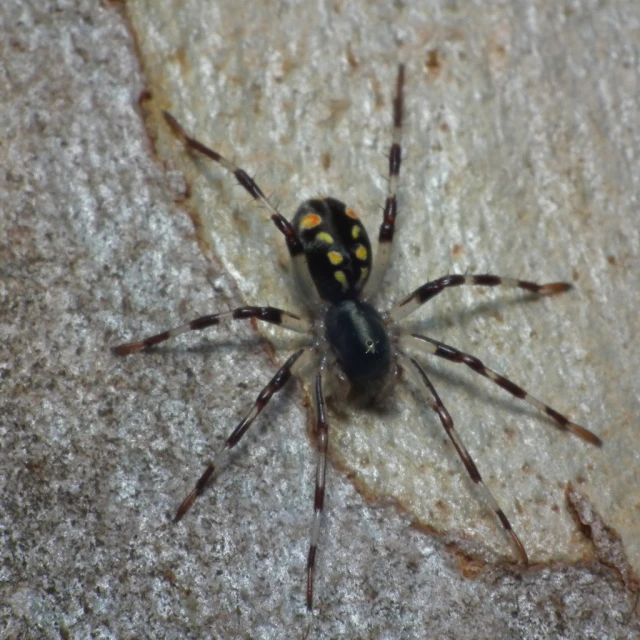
<box><xmin>113</xmin><ymin>306</ymin><xmax>310</xmax><ymax>355</ymax></box>
<box><xmin>401</xmin><ymin>354</ymin><xmax>529</xmax><ymax>564</ymax></box>
<box><xmin>404</xmin><ymin>334</ymin><xmax>602</xmax><ymax>446</ymax></box>
<box><xmin>306</xmin><ymin>372</ymin><xmax>329</xmax><ymax>611</ymax></box>
<box><xmin>162</xmin><ymin>111</ymin><xmax>316</xmax><ymax>299</ymax></box>
<box><xmin>388</xmin><ymin>274</ymin><xmax>571</xmax><ymax>323</ymax></box>
<box><xmin>173</xmin><ymin>348</ymin><xmax>307</xmax><ymax>522</ymax></box>
<box><xmin>362</xmin><ymin>64</ymin><xmax>404</xmax><ymax>300</ymax></box>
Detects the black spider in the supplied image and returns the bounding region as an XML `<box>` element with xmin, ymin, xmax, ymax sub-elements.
<box><xmin>114</xmin><ymin>65</ymin><xmax>601</xmax><ymax>611</ymax></box>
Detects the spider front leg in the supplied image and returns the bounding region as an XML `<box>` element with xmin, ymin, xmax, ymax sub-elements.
<box><xmin>173</xmin><ymin>348</ymin><xmax>309</xmax><ymax>522</ymax></box>
<box><xmin>306</xmin><ymin>372</ymin><xmax>329</xmax><ymax>611</ymax></box>
<box><xmin>388</xmin><ymin>274</ymin><xmax>571</xmax><ymax>323</ymax></box>
<box><xmin>404</xmin><ymin>334</ymin><xmax>602</xmax><ymax>446</ymax></box>
<box><xmin>399</xmin><ymin>353</ymin><xmax>529</xmax><ymax>564</ymax></box>
<box><xmin>162</xmin><ymin>111</ymin><xmax>317</xmax><ymax>301</ymax></box>
<box><xmin>362</xmin><ymin>64</ymin><xmax>404</xmax><ymax>300</ymax></box>
<box><xmin>113</xmin><ymin>306</ymin><xmax>310</xmax><ymax>354</ymax></box>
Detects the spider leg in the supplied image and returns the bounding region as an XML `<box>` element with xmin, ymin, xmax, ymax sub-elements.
<box><xmin>362</xmin><ymin>64</ymin><xmax>404</xmax><ymax>300</ymax></box>
<box><xmin>173</xmin><ymin>348</ymin><xmax>309</xmax><ymax>522</ymax></box>
<box><xmin>388</xmin><ymin>274</ymin><xmax>571</xmax><ymax>323</ymax></box>
<box><xmin>403</xmin><ymin>334</ymin><xmax>602</xmax><ymax>446</ymax></box>
<box><xmin>306</xmin><ymin>371</ymin><xmax>329</xmax><ymax>611</ymax></box>
<box><xmin>399</xmin><ymin>353</ymin><xmax>529</xmax><ymax>564</ymax></box>
<box><xmin>162</xmin><ymin>111</ymin><xmax>317</xmax><ymax>298</ymax></box>
<box><xmin>113</xmin><ymin>306</ymin><xmax>310</xmax><ymax>354</ymax></box>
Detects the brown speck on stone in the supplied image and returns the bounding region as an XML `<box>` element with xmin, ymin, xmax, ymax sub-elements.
<box><xmin>346</xmin><ymin>42</ymin><xmax>358</xmax><ymax>69</ymax></box>
<box><xmin>426</xmin><ymin>49</ymin><xmax>441</xmax><ymax>77</ymax></box>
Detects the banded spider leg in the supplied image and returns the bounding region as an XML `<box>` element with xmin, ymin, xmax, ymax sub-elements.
<box><xmin>362</xmin><ymin>64</ymin><xmax>404</xmax><ymax>300</ymax></box>
<box><xmin>162</xmin><ymin>111</ymin><xmax>318</xmax><ymax>303</ymax></box>
<box><xmin>389</xmin><ymin>274</ymin><xmax>601</xmax><ymax>563</ymax></box>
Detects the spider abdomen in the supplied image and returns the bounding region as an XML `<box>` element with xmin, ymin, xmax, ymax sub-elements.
<box><xmin>292</xmin><ymin>198</ymin><xmax>372</xmax><ymax>303</ymax></box>
<box><xmin>324</xmin><ymin>299</ymin><xmax>392</xmax><ymax>399</ymax></box>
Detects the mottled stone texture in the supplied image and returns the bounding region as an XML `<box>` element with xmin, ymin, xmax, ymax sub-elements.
<box><xmin>1</xmin><ymin>1</ymin><xmax>638</xmax><ymax>638</ymax></box>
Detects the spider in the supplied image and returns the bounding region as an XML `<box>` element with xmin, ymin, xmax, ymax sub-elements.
<box><xmin>114</xmin><ymin>64</ymin><xmax>602</xmax><ymax>611</ymax></box>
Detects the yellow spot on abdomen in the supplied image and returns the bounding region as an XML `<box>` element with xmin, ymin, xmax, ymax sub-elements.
<box><xmin>300</xmin><ymin>213</ymin><xmax>322</xmax><ymax>230</ymax></box>
<box><xmin>317</xmin><ymin>232</ymin><xmax>334</xmax><ymax>244</ymax></box>
<box><xmin>328</xmin><ymin>251</ymin><xmax>344</xmax><ymax>265</ymax></box>
<box><xmin>334</xmin><ymin>271</ymin><xmax>348</xmax><ymax>290</ymax></box>
<box><xmin>351</xmin><ymin>225</ymin><xmax>361</xmax><ymax>239</ymax></box>
<box><xmin>355</xmin><ymin>245</ymin><xmax>368</xmax><ymax>261</ymax></box>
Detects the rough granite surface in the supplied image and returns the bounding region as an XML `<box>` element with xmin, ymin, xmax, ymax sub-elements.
<box><xmin>1</xmin><ymin>1</ymin><xmax>638</xmax><ymax>638</ymax></box>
